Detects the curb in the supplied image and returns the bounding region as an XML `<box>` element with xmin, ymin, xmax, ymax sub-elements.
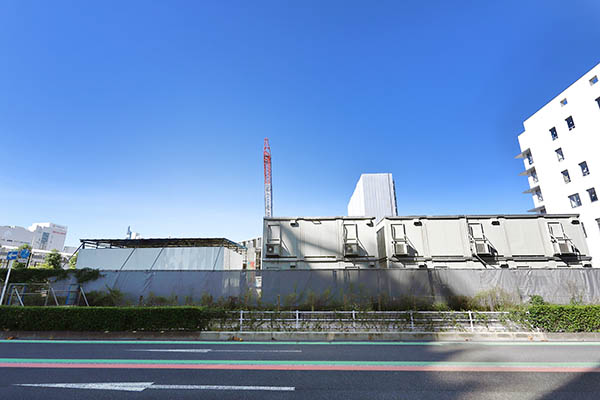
<box><xmin>2</xmin><ymin>331</ymin><xmax>600</xmax><ymax>342</ymax></box>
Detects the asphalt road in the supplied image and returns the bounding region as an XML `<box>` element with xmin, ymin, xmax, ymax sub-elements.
<box><xmin>1</xmin><ymin>339</ymin><xmax>600</xmax><ymax>399</ymax></box>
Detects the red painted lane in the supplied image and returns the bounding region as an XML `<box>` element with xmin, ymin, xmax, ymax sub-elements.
<box><xmin>1</xmin><ymin>362</ymin><xmax>599</xmax><ymax>373</ymax></box>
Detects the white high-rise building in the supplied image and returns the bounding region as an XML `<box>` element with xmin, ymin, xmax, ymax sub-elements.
<box><xmin>517</xmin><ymin>63</ymin><xmax>600</xmax><ymax>265</ymax></box>
<box><xmin>348</xmin><ymin>173</ymin><xmax>398</xmax><ymax>221</ymax></box>
<box><xmin>0</xmin><ymin>222</ymin><xmax>68</xmax><ymax>251</ymax></box>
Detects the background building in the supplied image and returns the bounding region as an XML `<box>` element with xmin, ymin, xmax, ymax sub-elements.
<box><xmin>239</xmin><ymin>237</ymin><xmax>262</xmax><ymax>270</ymax></box>
<box><xmin>0</xmin><ymin>222</ymin><xmax>68</xmax><ymax>251</ymax></box>
<box><xmin>348</xmin><ymin>173</ymin><xmax>398</xmax><ymax>221</ymax></box>
<box><xmin>517</xmin><ymin>63</ymin><xmax>600</xmax><ymax>265</ymax></box>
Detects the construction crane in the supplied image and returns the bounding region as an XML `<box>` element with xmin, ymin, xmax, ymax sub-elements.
<box><xmin>264</xmin><ymin>138</ymin><xmax>273</xmax><ymax>217</ymax></box>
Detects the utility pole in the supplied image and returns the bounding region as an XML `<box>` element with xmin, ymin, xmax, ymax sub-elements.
<box><xmin>264</xmin><ymin>138</ymin><xmax>273</xmax><ymax>217</ymax></box>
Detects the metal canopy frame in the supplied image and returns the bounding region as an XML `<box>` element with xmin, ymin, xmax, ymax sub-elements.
<box><xmin>80</xmin><ymin>238</ymin><xmax>246</xmax><ymax>253</ymax></box>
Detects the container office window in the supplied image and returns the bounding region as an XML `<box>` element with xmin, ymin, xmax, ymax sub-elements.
<box><xmin>569</xmin><ymin>193</ymin><xmax>582</xmax><ymax>208</ymax></box>
<box><xmin>562</xmin><ymin>170</ymin><xmax>571</xmax><ymax>183</ymax></box>
<box><xmin>468</xmin><ymin>223</ymin><xmax>485</xmax><ymax>240</ymax></box>
<box><xmin>555</xmin><ymin>148</ymin><xmax>564</xmax><ymax>161</ymax></box>
<box><xmin>591</xmin><ymin>76</ymin><xmax>599</xmax><ymax>85</ymax></box>
<box><xmin>566</xmin><ymin>116</ymin><xmax>575</xmax><ymax>130</ymax></box>
<box><xmin>580</xmin><ymin>161</ymin><xmax>590</xmax><ymax>176</ymax></box>
<box><xmin>560</xmin><ymin>98</ymin><xmax>568</xmax><ymax>106</ymax></box>
<box><xmin>588</xmin><ymin>187</ymin><xmax>598</xmax><ymax>202</ymax></box>
<box><xmin>548</xmin><ymin>222</ymin><xmax>566</xmax><ymax>239</ymax></box>
<box><xmin>343</xmin><ymin>224</ymin><xmax>358</xmax><ymax>242</ymax></box>
<box><xmin>267</xmin><ymin>224</ymin><xmax>281</xmax><ymax>243</ymax></box>
<box><xmin>550</xmin><ymin>127</ymin><xmax>558</xmax><ymax>140</ymax></box>
<box><xmin>391</xmin><ymin>224</ymin><xmax>406</xmax><ymax>240</ymax></box>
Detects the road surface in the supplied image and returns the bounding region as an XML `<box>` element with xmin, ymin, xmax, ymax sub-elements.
<box><xmin>1</xmin><ymin>339</ymin><xmax>600</xmax><ymax>399</ymax></box>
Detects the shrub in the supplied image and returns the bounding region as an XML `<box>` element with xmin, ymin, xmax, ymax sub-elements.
<box><xmin>529</xmin><ymin>295</ymin><xmax>546</xmax><ymax>306</ymax></box>
<box><xmin>0</xmin><ymin>306</ymin><xmax>227</xmax><ymax>331</ymax></box>
<box><xmin>527</xmin><ymin>305</ymin><xmax>600</xmax><ymax>332</ymax></box>
<box><xmin>85</xmin><ymin>287</ymin><xmax>125</xmax><ymax>306</ymax></box>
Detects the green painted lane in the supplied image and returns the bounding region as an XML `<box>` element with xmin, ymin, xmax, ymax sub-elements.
<box><xmin>1</xmin><ymin>358</ymin><xmax>600</xmax><ymax>368</ymax></box>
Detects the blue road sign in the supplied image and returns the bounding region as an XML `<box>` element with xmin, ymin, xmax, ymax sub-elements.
<box><xmin>18</xmin><ymin>249</ymin><xmax>30</xmax><ymax>259</ymax></box>
<box><xmin>7</xmin><ymin>251</ymin><xmax>18</xmax><ymax>260</ymax></box>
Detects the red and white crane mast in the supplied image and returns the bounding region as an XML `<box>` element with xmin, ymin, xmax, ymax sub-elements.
<box><xmin>264</xmin><ymin>138</ymin><xmax>273</xmax><ymax>217</ymax></box>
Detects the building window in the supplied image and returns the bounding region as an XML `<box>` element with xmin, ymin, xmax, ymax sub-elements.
<box><xmin>562</xmin><ymin>169</ymin><xmax>571</xmax><ymax>183</ymax></box>
<box><xmin>539</xmin><ymin>206</ymin><xmax>546</xmax><ymax>214</ymax></box>
<box><xmin>596</xmin><ymin>97</ymin><xmax>600</xmax><ymax>109</ymax></box>
<box><xmin>526</xmin><ymin>151</ymin><xmax>534</xmax><ymax>165</ymax></box>
<box><xmin>531</xmin><ymin>170</ymin><xmax>538</xmax><ymax>183</ymax></box>
<box><xmin>580</xmin><ymin>161</ymin><xmax>590</xmax><ymax>176</ymax></box>
<box><xmin>560</xmin><ymin>98</ymin><xmax>568</xmax><ymax>106</ymax></box>
<box><xmin>566</xmin><ymin>116</ymin><xmax>575</xmax><ymax>130</ymax></box>
<box><xmin>588</xmin><ymin>187</ymin><xmax>598</xmax><ymax>202</ymax></box>
<box><xmin>550</xmin><ymin>127</ymin><xmax>558</xmax><ymax>140</ymax></box>
<box><xmin>569</xmin><ymin>193</ymin><xmax>582</xmax><ymax>208</ymax></box>
<box><xmin>535</xmin><ymin>190</ymin><xmax>543</xmax><ymax>202</ymax></box>
<box><xmin>591</xmin><ymin>76</ymin><xmax>599</xmax><ymax>85</ymax></box>
<box><xmin>555</xmin><ymin>148</ymin><xmax>564</xmax><ymax>161</ymax></box>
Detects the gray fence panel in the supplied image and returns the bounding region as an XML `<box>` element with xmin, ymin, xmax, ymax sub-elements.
<box><xmin>75</xmin><ymin>270</ymin><xmax>258</xmax><ymax>305</ymax></box>
<box><xmin>50</xmin><ymin>269</ymin><xmax>600</xmax><ymax>306</ymax></box>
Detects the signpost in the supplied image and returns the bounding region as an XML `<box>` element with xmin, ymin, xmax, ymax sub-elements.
<box><xmin>0</xmin><ymin>248</ymin><xmax>30</xmax><ymax>305</ymax></box>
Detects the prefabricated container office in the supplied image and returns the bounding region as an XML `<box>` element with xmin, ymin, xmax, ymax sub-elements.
<box><xmin>262</xmin><ymin>215</ymin><xmax>591</xmax><ymax>269</ymax></box>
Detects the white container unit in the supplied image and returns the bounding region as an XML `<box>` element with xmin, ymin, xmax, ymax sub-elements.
<box><xmin>262</xmin><ymin>217</ymin><xmax>378</xmax><ymax>270</ymax></box>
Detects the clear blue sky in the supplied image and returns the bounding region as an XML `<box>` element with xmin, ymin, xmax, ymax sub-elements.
<box><xmin>1</xmin><ymin>0</ymin><xmax>599</xmax><ymax>246</ymax></box>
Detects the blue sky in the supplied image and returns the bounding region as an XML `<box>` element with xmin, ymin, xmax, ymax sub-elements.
<box><xmin>1</xmin><ymin>0</ymin><xmax>599</xmax><ymax>246</ymax></box>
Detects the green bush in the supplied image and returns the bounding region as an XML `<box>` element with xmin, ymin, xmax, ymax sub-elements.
<box><xmin>85</xmin><ymin>288</ymin><xmax>125</xmax><ymax>306</ymax></box>
<box><xmin>1</xmin><ymin>267</ymin><xmax>101</xmax><ymax>285</ymax></box>
<box><xmin>527</xmin><ymin>305</ymin><xmax>600</xmax><ymax>332</ymax></box>
<box><xmin>0</xmin><ymin>306</ymin><xmax>228</xmax><ymax>331</ymax></box>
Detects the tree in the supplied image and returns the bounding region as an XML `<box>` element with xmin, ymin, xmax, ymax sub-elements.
<box><xmin>45</xmin><ymin>249</ymin><xmax>63</xmax><ymax>269</ymax></box>
<box><xmin>68</xmin><ymin>253</ymin><xmax>78</xmax><ymax>269</ymax></box>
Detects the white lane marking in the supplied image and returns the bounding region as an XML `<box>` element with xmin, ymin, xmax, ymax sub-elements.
<box><xmin>16</xmin><ymin>382</ymin><xmax>153</xmax><ymax>392</ymax></box>
<box><xmin>15</xmin><ymin>382</ymin><xmax>295</xmax><ymax>392</ymax></box>
<box><xmin>151</xmin><ymin>385</ymin><xmax>295</xmax><ymax>391</ymax></box>
<box><xmin>129</xmin><ymin>348</ymin><xmax>302</xmax><ymax>353</ymax></box>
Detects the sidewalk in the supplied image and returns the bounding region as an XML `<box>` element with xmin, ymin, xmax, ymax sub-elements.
<box><xmin>2</xmin><ymin>330</ymin><xmax>600</xmax><ymax>342</ymax></box>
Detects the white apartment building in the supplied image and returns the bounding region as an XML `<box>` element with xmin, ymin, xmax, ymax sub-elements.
<box><xmin>348</xmin><ymin>173</ymin><xmax>398</xmax><ymax>221</ymax></box>
<box><xmin>517</xmin><ymin>63</ymin><xmax>600</xmax><ymax>265</ymax></box>
<box><xmin>0</xmin><ymin>222</ymin><xmax>68</xmax><ymax>251</ymax></box>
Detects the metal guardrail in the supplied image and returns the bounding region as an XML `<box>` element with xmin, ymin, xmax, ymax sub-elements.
<box><xmin>212</xmin><ymin>310</ymin><xmax>531</xmax><ymax>333</ymax></box>
<box><xmin>3</xmin><ymin>283</ymin><xmax>89</xmax><ymax>306</ymax></box>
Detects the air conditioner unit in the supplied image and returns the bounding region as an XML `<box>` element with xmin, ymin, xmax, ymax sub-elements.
<box><xmin>265</xmin><ymin>243</ymin><xmax>280</xmax><ymax>257</ymax></box>
<box><xmin>344</xmin><ymin>243</ymin><xmax>359</xmax><ymax>256</ymax></box>
<box><xmin>553</xmin><ymin>241</ymin><xmax>576</xmax><ymax>255</ymax></box>
<box><xmin>393</xmin><ymin>242</ymin><xmax>409</xmax><ymax>256</ymax></box>
<box><xmin>474</xmin><ymin>242</ymin><xmax>493</xmax><ymax>255</ymax></box>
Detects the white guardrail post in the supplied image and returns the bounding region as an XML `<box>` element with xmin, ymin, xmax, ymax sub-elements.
<box><xmin>239</xmin><ymin>310</ymin><xmax>244</xmax><ymax>332</ymax></box>
<box><xmin>468</xmin><ymin>311</ymin><xmax>474</xmax><ymax>332</ymax></box>
<box><xmin>295</xmin><ymin>310</ymin><xmax>299</xmax><ymax>330</ymax></box>
<box><xmin>410</xmin><ymin>311</ymin><xmax>414</xmax><ymax>331</ymax></box>
<box><xmin>352</xmin><ymin>310</ymin><xmax>356</xmax><ymax>331</ymax></box>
